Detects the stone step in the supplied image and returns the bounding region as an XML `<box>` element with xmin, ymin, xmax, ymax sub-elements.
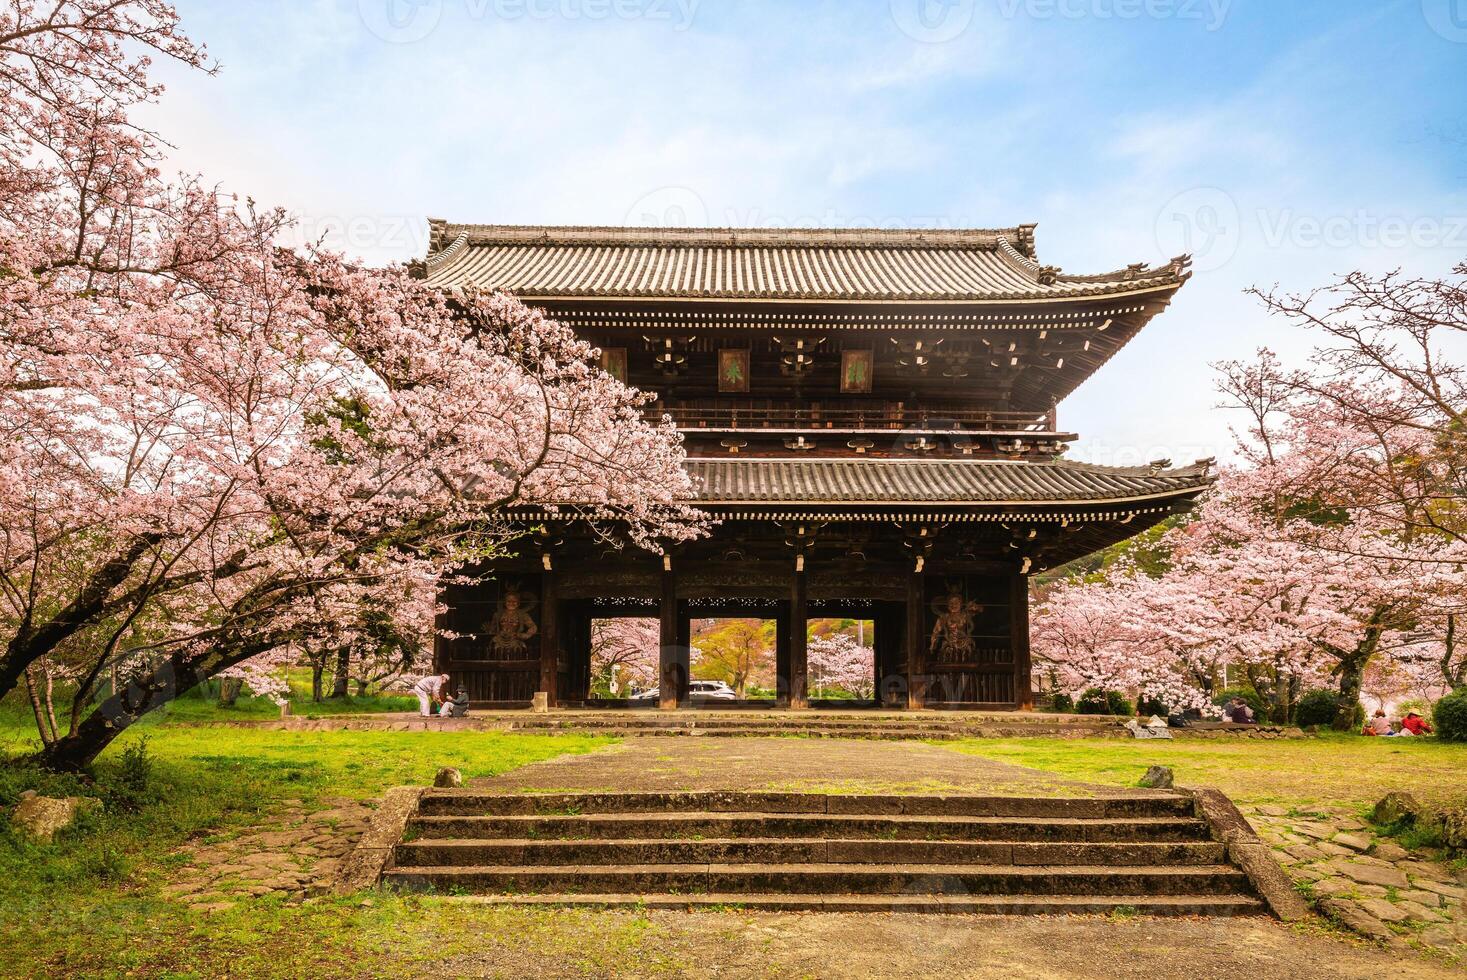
<box><xmin>501</xmin><ymin>715</ymin><xmax>1115</xmax><ymax>730</ymax></box>
<box><xmin>440</xmin><ymin>892</ymin><xmax>1268</xmax><ymax>916</ymax></box>
<box><xmin>383</xmin><ymin>862</ymin><xmax>1251</xmax><ymax>897</ymax></box>
<box><xmin>408</xmin><ymin>812</ymin><xmax>1212</xmax><ymax>843</ymax></box>
<box><xmin>416</xmin><ymin>791</ymin><xmax>1195</xmax><ymax>819</ymax></box>
<box><xmin>395</xmin><ymin>838</ymin><xmax>1228</xmax><ymax>867</ymax></box>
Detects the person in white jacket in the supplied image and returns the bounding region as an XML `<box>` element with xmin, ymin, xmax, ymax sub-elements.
<box><xmin>412</xmin><ymin>674</ymin><xmax>450</xmax><ymax>717</ymax></box>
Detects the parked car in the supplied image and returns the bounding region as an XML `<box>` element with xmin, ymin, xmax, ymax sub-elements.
<box><xmin>630</xmin><ymin>680</ymin><xmax>738</xmax><ymax>701</ymax></box>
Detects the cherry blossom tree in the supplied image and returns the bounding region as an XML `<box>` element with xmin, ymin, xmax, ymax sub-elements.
<box><xmin>807</xmin><ymin>632</ymin><xmax>875</xmax><ymax>700</ymax></box>
<box><xmin>589</xmin><ymin>618</ymin><xmax>659</xmax><ymax>696</ymax></box>
<box><xmin>0</xmin><ymin>3</ymin><xmax>704</xmax><ymax>768</ymax></box>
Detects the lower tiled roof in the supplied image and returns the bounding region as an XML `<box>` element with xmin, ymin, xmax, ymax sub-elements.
<box><xmin>685</xmin><ymin>458</ymin><xmax>1212</xmax><ymax>505</ymax></box>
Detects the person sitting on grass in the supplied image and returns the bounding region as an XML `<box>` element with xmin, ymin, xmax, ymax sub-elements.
<box><xmin>439</xmin><ymin>686</ymin><xmax>471</xmax><ymax>719</ymax></box>
<box><xmin>1400</xmin><ymin>711</ymin><xmax>1433</xmax><ymax>736</ymax></box>
<box><xmin>1223</xmin><ymin>697</ymin><xmax>1255</xmax><ymax>724</ymax></box>
<box><xmin>1363</xmin><ymin>709</ymin><xmax>1395</xmax><ymax>736</ymax></box>
<box><xmin>412</xmin><ymin>673</ymin><xmax>450</xmax><ymax>717</ymax></box>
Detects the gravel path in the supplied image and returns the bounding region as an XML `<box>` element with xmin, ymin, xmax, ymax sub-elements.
<box><xmin>470</xmin><ymin>736</ymin><xmax>1166</xmax><ymax>798</ymax></box>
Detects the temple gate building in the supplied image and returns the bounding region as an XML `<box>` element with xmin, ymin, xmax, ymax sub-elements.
<box><xmin>420</xmin><ymin>222</ymin><xmax>1212</xmax><ymax>711</ymax></box>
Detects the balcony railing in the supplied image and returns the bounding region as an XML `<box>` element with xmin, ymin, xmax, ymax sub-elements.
<box><xmin>648</xmin><ymin>405</ymin><xmax>1059</xmax><ymax>433</ymax></box>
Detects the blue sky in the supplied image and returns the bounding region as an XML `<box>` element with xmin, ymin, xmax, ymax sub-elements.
<box><xmin>148</xmin><ymin>0</ymin><xmax>1466</xmax><ymax>464</ymax></box>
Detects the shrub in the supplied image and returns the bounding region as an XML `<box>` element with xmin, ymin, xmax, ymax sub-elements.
<box><xmin>1294</xmin><ymin>689</ymin><xmax>1341</xmax><ymax>728</ymax></box>
<box><xmin>1214</xmin><ymin>686</ymin><xmax>1265</xmax><ymax>718</ymax></box>
<box><xmin>1137</xmin><ymin>696</ymin><xmax>1168</xmax><ymax>718</ymax></box>
<box><xmin>1076</xmin><ymin>688</ymin><xmax>1132</xmax><ymax>716</ymax></box>
<box><xmin>1434</xmin><ymin>688</ymin><xmax>1467</xmax><ymax>742</ymax></box>
<box><xmin>1050</xmin><ymin>692</ymin><xmax>1074</xmax><ymax>713</ymax></box>
<box><xmin>106</xmin><ymin>737</ymin><xmax>156</xmax><ymax>813</ymax></box>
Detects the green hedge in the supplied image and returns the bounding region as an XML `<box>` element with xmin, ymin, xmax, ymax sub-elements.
<box><xmin>1295</xmin><ymin>688</ymin><xmax>1341</xmax><ymax>728</ymax></box>
<box><xmin>1435</xmin><ymin>688</ymin><xmax>1467</xmax><ymax>742</ymax></box>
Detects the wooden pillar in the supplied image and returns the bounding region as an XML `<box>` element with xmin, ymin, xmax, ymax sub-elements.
<box><xmin>905</xmin><ymin>569</ymin><xmax>926</xmax><ymax>709</ymax></box>
<box><xmin>874</xmin><ymin>605</ymin><xmax>898</xmax><ymax>707</ymax></box>
<box><xmin>775</xmin><ymin>601</ymin><xmax>791</xmax><ymax>705</ymax></box>
<box><xmin>1011</xmin><ymin>570</ymin><xmax>1034</xmax><ymax>711</ymax></box>
<box><xmin>787</xmin><ymin>565</ymin><xmax>809</xmax><ymax>709</ymax></box>
<box><xmin>658</xmin><ymin>563</ymin><xmax>687</xmax><ymax>710</ymax></box>
<box><xmin>539</xmin><ymin>569</ymin><xmax>558</xmax><ymax>708</ymax></box>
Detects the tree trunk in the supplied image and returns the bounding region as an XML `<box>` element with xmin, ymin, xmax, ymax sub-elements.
<box><xmin>311</xmin><ymin>663</ymin><xmax>324</xmax><ymax>702</ymax></box>
<box><xmin>38</xmin><ymin>655</ymin><xmax>204</xmax><ymax>771</ymax></box>
<box><xmin>0</xmin><ymin>534</ymin><xmax>161</xmax><ymax>701</ymax></box>
<box><xmin>330</xmin><ymin>648</ymin><xmax>351</xmax><ymax>699</ymax></box>
<box><xmin>355</xmin><ymin>678</ymin><xmax>368</xmax><ymax>697</ymax></box>
<box><xmin>24</xmin><ymin>666</ymin><xmax>58</xmax><ymax>747</ymax></box>
<box><xmin>1332</xmin><ymin>623</ymin><xmax>1383</xmax><ymax>731</ymax></box>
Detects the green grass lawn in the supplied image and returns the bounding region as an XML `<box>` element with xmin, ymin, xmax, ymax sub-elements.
<box><xmin>4</xmin><ymin>715</ymin><xmax>1466</xmax><ymax>977</ymax></box>
<box><xmin>943</xmin><ymin>733</ymin><xmax>1467</xmax><ymax>811</ymax></box>
<box><xmin>0</xmin><ymin>717</ymin><xmax>614</xmax><ymax>979</ymax></box>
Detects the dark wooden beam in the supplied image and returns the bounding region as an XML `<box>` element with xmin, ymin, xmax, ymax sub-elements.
<box><xmin>905</xmin><ymin>569</ymin><xmax>926</xmax><ymax>709</ymax></box>
<box><xmin>786</xmin><ymin>565</ymin><xmax>809</xmax><ymax>710</ymax></box>
<box><xmin>539</xmin><ymin>569</ymin><xmax>559</xmax><ymax>708</ymax></box>
<box><xmin>659</xmin><ymin>563</ymin><xmax>687</xmax><ymax>710</ymax></box>
<box><xmin>1011</xmin><ymin>570</ymin><xmax>1033</xmax><ymax>711</ymax></box>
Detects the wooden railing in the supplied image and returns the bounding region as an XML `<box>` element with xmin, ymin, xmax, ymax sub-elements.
<box><xmin>648</xmin><ymin>405</ymin><xmax>1059</xmax><ymax>433</ymax></box>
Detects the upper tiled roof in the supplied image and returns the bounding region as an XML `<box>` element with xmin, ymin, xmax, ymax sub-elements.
<box><xmin>420</xmin><ymin>223</ymin><xmax>1191</xmax><ymax>303</ymax></box>
<box><xmin>686</xmin><ymin>458</ymin><xmax>1213</xmax><ymax>506</ymax></box>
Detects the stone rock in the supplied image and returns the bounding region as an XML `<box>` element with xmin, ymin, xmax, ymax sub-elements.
<box><xmin>1398</xmin><ymin>889</ymin><xmax>1443</xmax><ymax>907</ymax></box>
<box><xmin>1356</xmin><ymin>897</ymin><xmax>1409</xmax><ymax>924</ymax></box>
<box><xmin>1333</xmin><ymin>862</ymin><xmax>1410</xmax><ymax>889</ymax></box>
<box><xmin>1255</xmin><ymin>805</ymin><xmax>1288</xmax><ymax>817</ymax></box>
<box><xmin>1372</xmin><ymin>791</ymin><xmax>1420</xmax><ymax>826</ymax></box>
<box><xmin>433</xmin><ymin>767</ymin><xmax>462</xmax><ymax>789</ymax></box>
<box><xmin>1395</xmin><ymin>900</ymin><xmax>1446</xmax><ymax>924</ymax></box>
<box><xmin>1399</xmin><ymin>860</ymin><xmax>1450</xmax><ymax>881</ymax></box>
<box><xmin>1283</xmin><ymin>843</ymin><xmax>1326</xmax><ymax>863</ymax></box>
<box><xmin>1137</xmin><ymin>765</ymin><xmax>1174</xmax><ymax>789</ymax></box>
<box><xmin>18</xmin><ymin>790</ymin><xmax>36</xmax><ymax>801</ymax></box>
<box><xmin>1414</xmin><ymin>879</ymin><xmax>1465</xmax><ymax>899</ymax></box>
<box><xmin>1331</xmin><ymin>832</ymin><xmax>1372</xmax><ymax>853</ymax></box>
<box><xmin>1293</xmin><ymin>821</ymin><xmax>1334</xmax><ymax>840</ymax></box>
<box><xmin>10</xmin><ymin>795</ymin><xmax>100</xmax><ymax>843</ymax></box>
<box><xmin>1316</xmin><ymin>841</ymin><xmax>1355</xmax><ymax>857</ymax></box>
<box><xmin>1419</xmin><ymin>925</ymin><xmax>1464</xmax><ymax>951</ymax></box>
<box><xmin>1311</xmin><ymin>878</ymin><xmax>1353</xmax><ymax>899</ymax></box>
<box><xmin>1321</xmin><ymin>898</ymin><xmax>1394</xmax><ymax>940</ymax></box>
<box><xmin>1371</xmin><ymin>841</ymin><xmax>1409</xmax><ymax>862</ymax></box>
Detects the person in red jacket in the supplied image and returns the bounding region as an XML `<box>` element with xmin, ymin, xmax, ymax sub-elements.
<box><xmin>1401</xmin><ymin>711</ymin><xmax>1433</xmax><ymax>736</ymax></box>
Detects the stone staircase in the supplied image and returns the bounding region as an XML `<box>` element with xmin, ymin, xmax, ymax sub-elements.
<box><xmin>488</xmin><ymin>710</ymin><xmax>1123</xmax><ymax>741</ymax></box>
<box><xmin>382</xmin><ymin>790</ymin><xmax>1266</xmax><ymax>915</ymax></box>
